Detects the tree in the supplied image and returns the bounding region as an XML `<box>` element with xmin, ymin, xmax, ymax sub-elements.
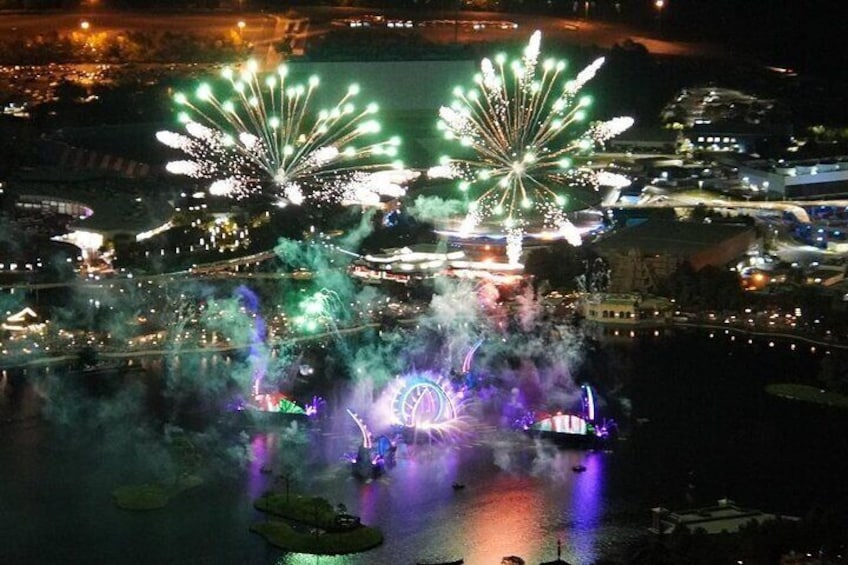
<box><xmin>276</xmin><ymin>464</ymin><xmax>296</xmax><ymax>503</ymax></box>
<box><xmin>818</xmin><ymin>354</ymin><xmax>847</xmax><ymax>394</ymax></box>
<box><xmin>660</xmin><ymin>262</ymin><xmax>742</xmax><ymax>310</ymax></box>
<box><xmin>524</xmin><ymin>241</ymin><xmax>603</xmax><ymax>291</ymax></box>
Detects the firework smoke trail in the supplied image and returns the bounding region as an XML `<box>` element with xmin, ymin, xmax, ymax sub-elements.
<box><xmin>235</xmin><ymin>285</ymin><xmax>267</xmax><ymax>396</ymax></box>
<box><xmin>437</xmin><ymin>31</ymin><xmax>633</xmax><ymax>263</ymax></box>
<box><xmin>338</xmin><ymin>272</ymin><xmax>597</xmax><ymax>452</ymax></box>
<box><xmin>156</xmin><ymin>59</ymin><xmax>404</xmax><ymax>206</ymax></box>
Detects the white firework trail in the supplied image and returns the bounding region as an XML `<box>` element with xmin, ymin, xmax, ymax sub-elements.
<box><xmin>437</xmin><ymin>31</ymin><xmax>634</xmax><ymax>264</ymax></box>
<box><xmin>157</xmin><ymin>59</ymin><xmax>404</xmax><ymax>207</ymax></box>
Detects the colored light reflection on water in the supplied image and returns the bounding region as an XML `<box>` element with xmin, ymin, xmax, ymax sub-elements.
<box><xmin>268</xmin><ymin>429</ymin><xmax>619</xmax><ymax>565</ymax></box>
<box><xmin>463</xmin><ymin>474</ymin><xmax>546</xmax><ymax>563</ymax></box>
<box><xmin>277</xmin><ymin>553</ymin><xmax>357</xmax><ymax>565</ymax></box>
<box><xmin>566</xmin><ymin>451</ymin><xmax>605</xmax><ymax>561</ymax></box>
<box><xmin>2</xmin><ymin>331</ymin><xmax>840</xmax><ymax>565</ymax></box>
<box><xmin>248</xmin><ymin>432</ymin><xmax>279</xmax><ymax>499</ymax></box>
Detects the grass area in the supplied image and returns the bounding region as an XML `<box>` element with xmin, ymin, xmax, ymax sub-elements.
<box><xmin>112</xmin><ymin>474</ymin><xmax>203</xmax><ymax>511</ymax></box>
<box><xmin>766</xmin><ymin>383</ymin><xmax>848</xmax><ymax>409</ymax></box>
<box><xmin>250</xmin><ymin>520</ymin><xmax>384</xmax><ymax>554</ymax></box>
<box><xmin>251</xmin><ymin>492</ymin><xmax>384</xmax><ymax>554</ymax></box>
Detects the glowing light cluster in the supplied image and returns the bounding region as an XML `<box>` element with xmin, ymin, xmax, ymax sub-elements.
<box><xmin>157</xmin><ymin>59</ymin><xmax>404</xmax><ymax>207</ymax></box>
<box><xmin>252</xmin><ymin>392</ymin><xmax>306</xmax><ymax>414</ymax></box>
<box><xmin>437</xmin><ymin>31</ymin><xmax>634</xmax><ymax>263</ymax></box>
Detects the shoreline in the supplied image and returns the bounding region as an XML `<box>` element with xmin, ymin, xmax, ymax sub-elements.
<box><xmin>251</xmin><ymin>492</ymin><xmax>384</xmax><ymax>555</ymax></box>
<box><xmin>3</xmin><ymin>317</ymin><xmax>845</xmax><ymax>372</ymax></box>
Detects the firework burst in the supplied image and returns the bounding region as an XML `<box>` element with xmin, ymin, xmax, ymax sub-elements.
<box><xmin>292</xmin><ymin>288</ymin><xmax>344</xmax><ymax>334</ymax></box>
<box><xmin>157</xmin><ymin>59</ymin><xmax>403</xmax><ymax>207</ymax></box>
<box><xmin>437</xmin><ymin>31</ymin><xmax>633</xmax><ymax>263</ymax></box>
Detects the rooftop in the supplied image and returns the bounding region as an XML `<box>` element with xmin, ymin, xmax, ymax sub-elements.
<box><xmin>6</xmin><ymin>169</ymin><xmax>175</xmax><ymax>235</ymax></box>
<box><xmin>651</xmin><ymin>499</ymin><xmax>796</xmax><ymax>535</ymax></box>
<box><xmin>594</xmin><ymin>219</ymin><xmax>754</xmax><ymax>257</ymax></box>
<box><xmin>743</xmin><ymin>156</ymin><xmax>848</xmax><ymax>177</ymax></box>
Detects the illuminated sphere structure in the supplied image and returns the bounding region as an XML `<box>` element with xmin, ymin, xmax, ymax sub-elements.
<box><xmin>391</xmin><ymin>374</ymin><xmax>460</xmax><ymax>431</ymax></box>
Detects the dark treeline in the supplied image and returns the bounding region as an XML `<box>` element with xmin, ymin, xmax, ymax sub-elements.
<box><xmin>663</xmin><ymin>0</ymin><xmax>846</xmax><ymax>75</ymax></box>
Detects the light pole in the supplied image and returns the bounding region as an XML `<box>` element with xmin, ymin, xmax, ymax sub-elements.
<box><xmin>655</xmin><ymin>0</ymin><xmax>665</xmax><ymax>35</ymax></box>
<box><xmin>454</xmin><ymin>0</ymin><xmax>461</xmax><ymax>45</ymax></box>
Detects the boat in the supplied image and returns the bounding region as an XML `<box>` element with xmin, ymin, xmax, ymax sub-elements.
<box><xmin>524</xmin><ymin>385</ymin><xmax>615</xmax><ymax>448</ymax></box>
<box><xmin>451</xmin><ymin>482</ymin><xmax>465</xmax><ymax>490</ymax></box>
<box><xmin>572</xmin><ymin>464</ymin><xmax>587</xmax><ymax>473</ymax></box>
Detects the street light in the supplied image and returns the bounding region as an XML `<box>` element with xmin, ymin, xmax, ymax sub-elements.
<box><xmin>80</xmin><ymin>20</ymin><xmax>91</xmax><ymax>31</ymax></box>
<box><xmin>237</xmin><ymin>20</ymin><xmax>246</xmax><ymax>38</ymax></box>
<box><xmin>654</xmin><ymin>0</ymin><xmax>665</xmax><ymax>34</ymax></box>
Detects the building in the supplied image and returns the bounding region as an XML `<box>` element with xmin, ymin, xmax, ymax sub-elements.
<box><xmin>350</xmin><ymin>243</ymin><xmax>524</xmax><ymax>285</ymax></box>
<box><xmin>805</xmin><ymin>265</ymin><xmax>845</xmax><ymax>286</ymax></box>
<box><xmin>739</xmin><ymin>157</ymin><xmax>848</xmax><ymax>199</ymax></box>
<box><xmin>2</xmin><ymin>307</ymin><xmax>45</xmax><ymax>334</ymax></box>
<box><xmin>651</xmin><ymin>499</ymin><xmax>796</xmax><ymax>535</ymax></box>
<box><xmin>686</xmin><ymin>122</ymin><xmax>792</xmax><ymax>154</ymax></box>
<box><xmin>4</xmin><ymin>170</ymin><xmax>175</xmax><ymax>241</ymax></box>
<box><xmin>580</xmin><ymin>293</ymin><xmax>673</xmax><ymax>324</ymax></box>
<box><xmin>593</xmin><ymin>219</ymin><xmax>756</xmax><ymax>294</ymax></box>
<box><xmin>606</xmin><ymin>127</ymin><xmax>679</xmax><ymax>154</ymax></box>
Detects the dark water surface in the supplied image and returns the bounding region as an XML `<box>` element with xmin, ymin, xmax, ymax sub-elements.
<box><xmin>2</xmin><ymin>330</ymin><xmax>846</xmax><ymax>565</ymax></box>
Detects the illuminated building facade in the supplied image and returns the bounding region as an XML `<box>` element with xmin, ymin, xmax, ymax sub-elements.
<box><xmin>739</xmin><ymin>157</ymin><xmax>848</xmax><ymax>199</ymax></box>
<box><xmin>350</xmin><ymin>243</ymin><xmax>523</xmax><ymax>285</ymax></box>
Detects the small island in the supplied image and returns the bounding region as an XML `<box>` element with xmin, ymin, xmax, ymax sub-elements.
<box><xmin>112</xmin><ymin>474</ymin><xmax>204</xmax><ymax>511</ymax></box>
<box><xmin>766</xmin><ymin>383</ymin><xmax>848</xmax><ymax>409</ymax></box>
<box><xmin>251</xmin><ymin>492</ymin><xmax>384</xmax><ymax>554</ymax></box>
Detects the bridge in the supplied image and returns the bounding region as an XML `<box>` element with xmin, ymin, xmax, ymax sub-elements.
<box><xmin>614</xmin><ymin>193</ymin><xmax>848</xmax><ymax>224</ymax></box>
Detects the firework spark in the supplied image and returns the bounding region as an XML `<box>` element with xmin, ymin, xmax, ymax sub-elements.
<box><xmin>437</xmin><ymin>31</ymin><xmax>633</xmax><ymax>263</ymax></box>
<box><xmin>157</xmin><ymin>59</ymin><xmax>404</xmax><ymax>207</ymax></box>
<box><xmin>292</xmin><ymin>289</ymin><xmax>343</xmax><ymax>334</ymax></box>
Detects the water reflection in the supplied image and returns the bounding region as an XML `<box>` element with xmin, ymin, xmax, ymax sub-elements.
<box><xmin>1</xmin><ymin>364</ymin><xmax>628</xmax><ymax>565</ymax></box>
<box><xmin>2</xmin><ymin>330</ymin><xmax>838</xmax><ymax>565</ymax></box>
<box><xmin>568</xmin><ymin>451</ymin><xmax>605</xmax><ymax>562</ymax></box>
<box><xmin>356</xmin><ymin>480</ymin><xmax>379</xmax><ymax>526</ymax></box>
<box><xmin>278</xmin><ymin>553</ymin><xmax>356</xmax><ymax>565</ymax></box>
<box><xmin>248</xmin><ymin>432</ymin><xmax>278</xmax><ymax>500</ymax></box>
<box><xmin>466</xmin><ymin>475</ymin><xmax>545</xmax><ymax>563</ymax></box>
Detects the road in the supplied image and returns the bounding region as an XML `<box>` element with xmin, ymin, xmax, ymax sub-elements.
<box><xmin>629</xmin><ymin>191</ymin><xmax>815</xmax><ymax>224</ymax></box>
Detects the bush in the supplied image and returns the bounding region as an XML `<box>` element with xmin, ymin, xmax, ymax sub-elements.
<box><xmin>112</xmin><ymin>483</ymin><xmax>170</xmax><ymax>510</ymax></box>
